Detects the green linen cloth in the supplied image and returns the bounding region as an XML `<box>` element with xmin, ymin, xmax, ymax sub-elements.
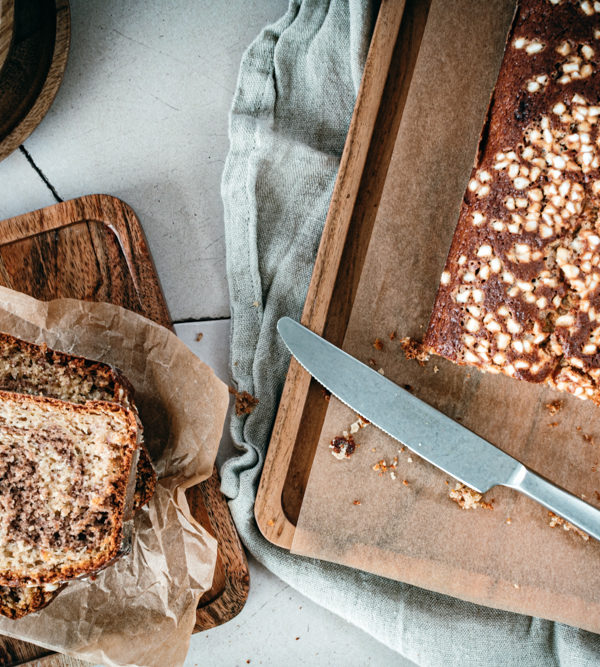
<box><xmin>220</xmin><ymin>1</ymin><xmax>600</xmax><ymax>664</ymax></box>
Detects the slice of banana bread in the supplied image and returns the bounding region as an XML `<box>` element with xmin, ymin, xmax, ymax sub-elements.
<box><xmin>0</xmin><ymin>332</ymin><xmax>156</xmax><ymax>509</ymax></box>
<box><xmin>0</xmin><ymin>391</ymin><xmax>138</xmax><ymax>586</ymax></box>
<box><xmin>425</xmin><ymin>0</ymin><xmax>600</xmax><ymax>403</ymax></box>
<box><xmin>0</xmin><ymin>333</ymin><xmax>157</xmax><ymax>616</ymax></box>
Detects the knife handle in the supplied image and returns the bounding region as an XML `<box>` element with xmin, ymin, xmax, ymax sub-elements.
<box><xmin>506</xmin><ymin>466</ymin><xmax>600</xmax><ymax>542</ymax></box>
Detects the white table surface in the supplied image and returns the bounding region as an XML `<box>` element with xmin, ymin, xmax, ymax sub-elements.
<box><xmin>0</xmin><ymin>1</ymin><xmax>415</xmax><ymax>665</ymax></box>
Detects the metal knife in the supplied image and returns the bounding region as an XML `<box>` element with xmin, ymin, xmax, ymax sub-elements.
<box><xmin>278</xmin><ymin>316</ymin><xmax>600</xmax><ymax>541</ymax></box>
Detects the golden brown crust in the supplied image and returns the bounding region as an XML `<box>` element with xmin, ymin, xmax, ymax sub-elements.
<box><xmin>0</xmin><ymin>391</ymin><xmax>138</xmax><ymax>587</ymax></box>
<box><xmin>425</xmin><ymin>0</ymin><xmax>600</xmax><ymax>403</ymax></box>
<box><xmin>134</xmin><ymin>444</ymin><xmax>157</xmax><ymax>509</ymax></box>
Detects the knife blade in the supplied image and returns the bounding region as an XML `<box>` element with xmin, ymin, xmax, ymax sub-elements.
<box><xmin>278</xmin><ymin>316</ymin><xmax>600</xmax><ymax>541</ymax></box>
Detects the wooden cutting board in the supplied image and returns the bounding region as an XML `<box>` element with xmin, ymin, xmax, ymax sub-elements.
<box><xmin>0</xmin><ymin>194</ymin><xmax>249</xmax><ymax>666</ymax></box>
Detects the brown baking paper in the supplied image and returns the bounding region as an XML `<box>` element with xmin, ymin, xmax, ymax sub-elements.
<box><xmin>292</xmin><ymin>0</ymin><xmax>600</xmax><ymax>633</ymax></box>
<box><xmin>0</xmin><ymin>286</ymin><xmax>229</xmax><ymax>666</ymax></box>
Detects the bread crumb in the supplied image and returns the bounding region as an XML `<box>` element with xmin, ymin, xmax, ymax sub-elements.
<box><xmin>330</xmin><ymin>434</ymin><xmax>357</xmax><ymax>459</ymax></box>
<box><xmin>506</xmin><ymin>517</ymin><xmax>512</xmax><ymax>525</ymax></box>
<box><xmin>400</xmin><ymin>337</ymin><xmax>430</xmax><ymax>365</ymax></box>
<box><xmin>349</xmin><ymin>415</ymin><xmax>370</xmax><ymax>434</ymax></box>
<box><xmin>373</xmin><ymin>338</ymin><xmax>384</xmax><ymax>351</ymax></box>
<box><xmin>513</xmin><ymin>583</ymin><xmax>520</xmax><ymax>589</ymax></box>
<box><xmin>377</xmin><ymin>368</ymin><xmax>385</xmax><ymax>375</ymax></box>
<box><xmin>433</xmin><ymin>365</ymin><xmax>439</xmax><ymax>373</ymax></box>
<box><xmin>548</xmin><ymin>511</ymin><xmax>589</xmax><ymax>541</ymax></box>
<box><xmin>252</xmin><ymin>301</ymin><xmax>259</xmax><ymax>307</ymax></box>
<box><xmin>448</xmin><ymin>482</ymin><xmax>494</xmax><ymax>510</ymax></box>
<box><xmin>368</xmin><ymin>358</ymin><xmax>377</xmax><ymax>367</ymax></box>
<box><xmin>353</xmin><ymin>499</ymin><xmax>361</xmax><ymax>506</ymax></box>
<box><xmin>545</xmin><ymin>400</ymin><xmax>562</xmax><ymax>415</ymax></box>
<box><xmin>402</xmin><ymin>479</ymin><xmax>409</xmax><ymax>486</ymax></box>
<box><xmin>582</xmin><ymin>433</ymin><xmax>595</xmax><ymax>444</ymax></box>
<box><xmin>267</xmin><ymin>519</ymin><xmax>275</xmax><ymax>527</ymax></box>
<box><xmin>195</xmin><ymin>332</ymin><xmax>203</xmax><ymax>342</ymax></box>
<box><xmin>229</xmin><ymin>387</ymin><xmax>259</xmax><ymax>416</ymax></box>
<box><xmin>407</xmin><ymin>456</ymin><xmax>413</xmax><ymax>463</ymax></box>
<box><xmin>389</xmin><ymin>331</ymin><xmax>397</xmax><ymax>341</ymax></box>
<box><xmin>372</xmin><ymin>457</ymin><xmax>398</xmax><ymax>476</ymax></box>
<box><xmin>549</xmin><ymin>422</ymin><xmax>558</xmax><ymax>428</ymax></box>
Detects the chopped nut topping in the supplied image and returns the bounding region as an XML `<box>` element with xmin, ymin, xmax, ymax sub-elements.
<box><xmin>372</xmin><ymin>457</ymin><xmax>398</xmax><ymax>476</ymax></box>
<box><xmin>431</xmin><ymin>91</ymin><xmax>600</xmax><ymax>402</ymax></box>
<box><xmin>548</xmin><ymin>511</ymin><xmax>589</xmax><ymax>540</ymax></box>
<box><xmin>349</xmin><ymin>415</ymin><xmax>370</xmax><ymax>434</ymax></box>
<box><xmin>448</xmin><ymin>482</ymin><xmax>494</xmax><ymax>510</ymax></box>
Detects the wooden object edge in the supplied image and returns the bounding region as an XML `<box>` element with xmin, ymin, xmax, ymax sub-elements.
<box><xmin>255</xmin><ymin>0</ymin><xmax>407</xmax><ymax>548</ymax></box>
<box><xmin>0</xmin><ymin>0</ymin><xmax>70</xmax><ymax>162</ymax></box>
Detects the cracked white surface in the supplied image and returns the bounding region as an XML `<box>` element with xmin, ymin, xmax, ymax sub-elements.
<box><xmin>183</xmin><ymin>556</ymin><xmax>409</xmax><ymax>667</ymax></box>
<box><xmin>6</xmin><ymin>0</ymin><xmax>289</xmax><ymax>320</ymax></box>
<box><xmin>0</xmin><ymin>150</ymin><xmax>56</xmax><ymax>219</ymax></box>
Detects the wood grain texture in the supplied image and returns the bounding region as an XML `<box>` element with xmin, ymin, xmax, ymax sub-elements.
<box><xmin>255</xmin><ymin>0</ymin><xmax>432</xmax><ymax>547</ymax></box>
<box><xmin>0</xmin><ymin>0</ymin><xmax>14</xmax><ymax>75</ymax></box>
<box><xmin>0</xmin><ymin>195</ymin><xmax>248</xmax><ymax>666</ymax></box>
<box><xmin>0</xmin><ymin>0</ymin><xmax>69</xmax><ymax>162</ymax></box>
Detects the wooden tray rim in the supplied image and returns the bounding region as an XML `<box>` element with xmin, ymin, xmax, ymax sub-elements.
<box><xmin>255</xmin><ymin>0</ymin><xmax>412</xmax><ymax>549</ymax></box>
<box><xmin>0</xmin><ymin>0</ymin><xmax>70</xmax><ymax>162</ymax></box>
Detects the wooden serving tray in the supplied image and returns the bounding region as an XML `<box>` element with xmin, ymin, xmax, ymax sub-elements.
<box><xmin>0</xmin><ymin>0</ymin><xmax>70</xmax><ymax>162</ymax></box>
<box><xmin>0</xmin><ymin>195</ymin><xmax>249</xmax><ymax>666</ymax></box>
<box><xmin>0</xmin><ymin>0</ymin><xmax>14</xmax><ymax>76</ymax></box>
<box><xmin>256</xmin><ymin>0</ymin><xmax>426</xmax><ymax>547</ymax></box>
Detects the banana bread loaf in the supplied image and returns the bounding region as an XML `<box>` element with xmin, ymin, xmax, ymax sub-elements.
<box><xmin>425</xmin><ymin>0</ymin><xmax>600</xmax><ymax>403</ymax></box>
